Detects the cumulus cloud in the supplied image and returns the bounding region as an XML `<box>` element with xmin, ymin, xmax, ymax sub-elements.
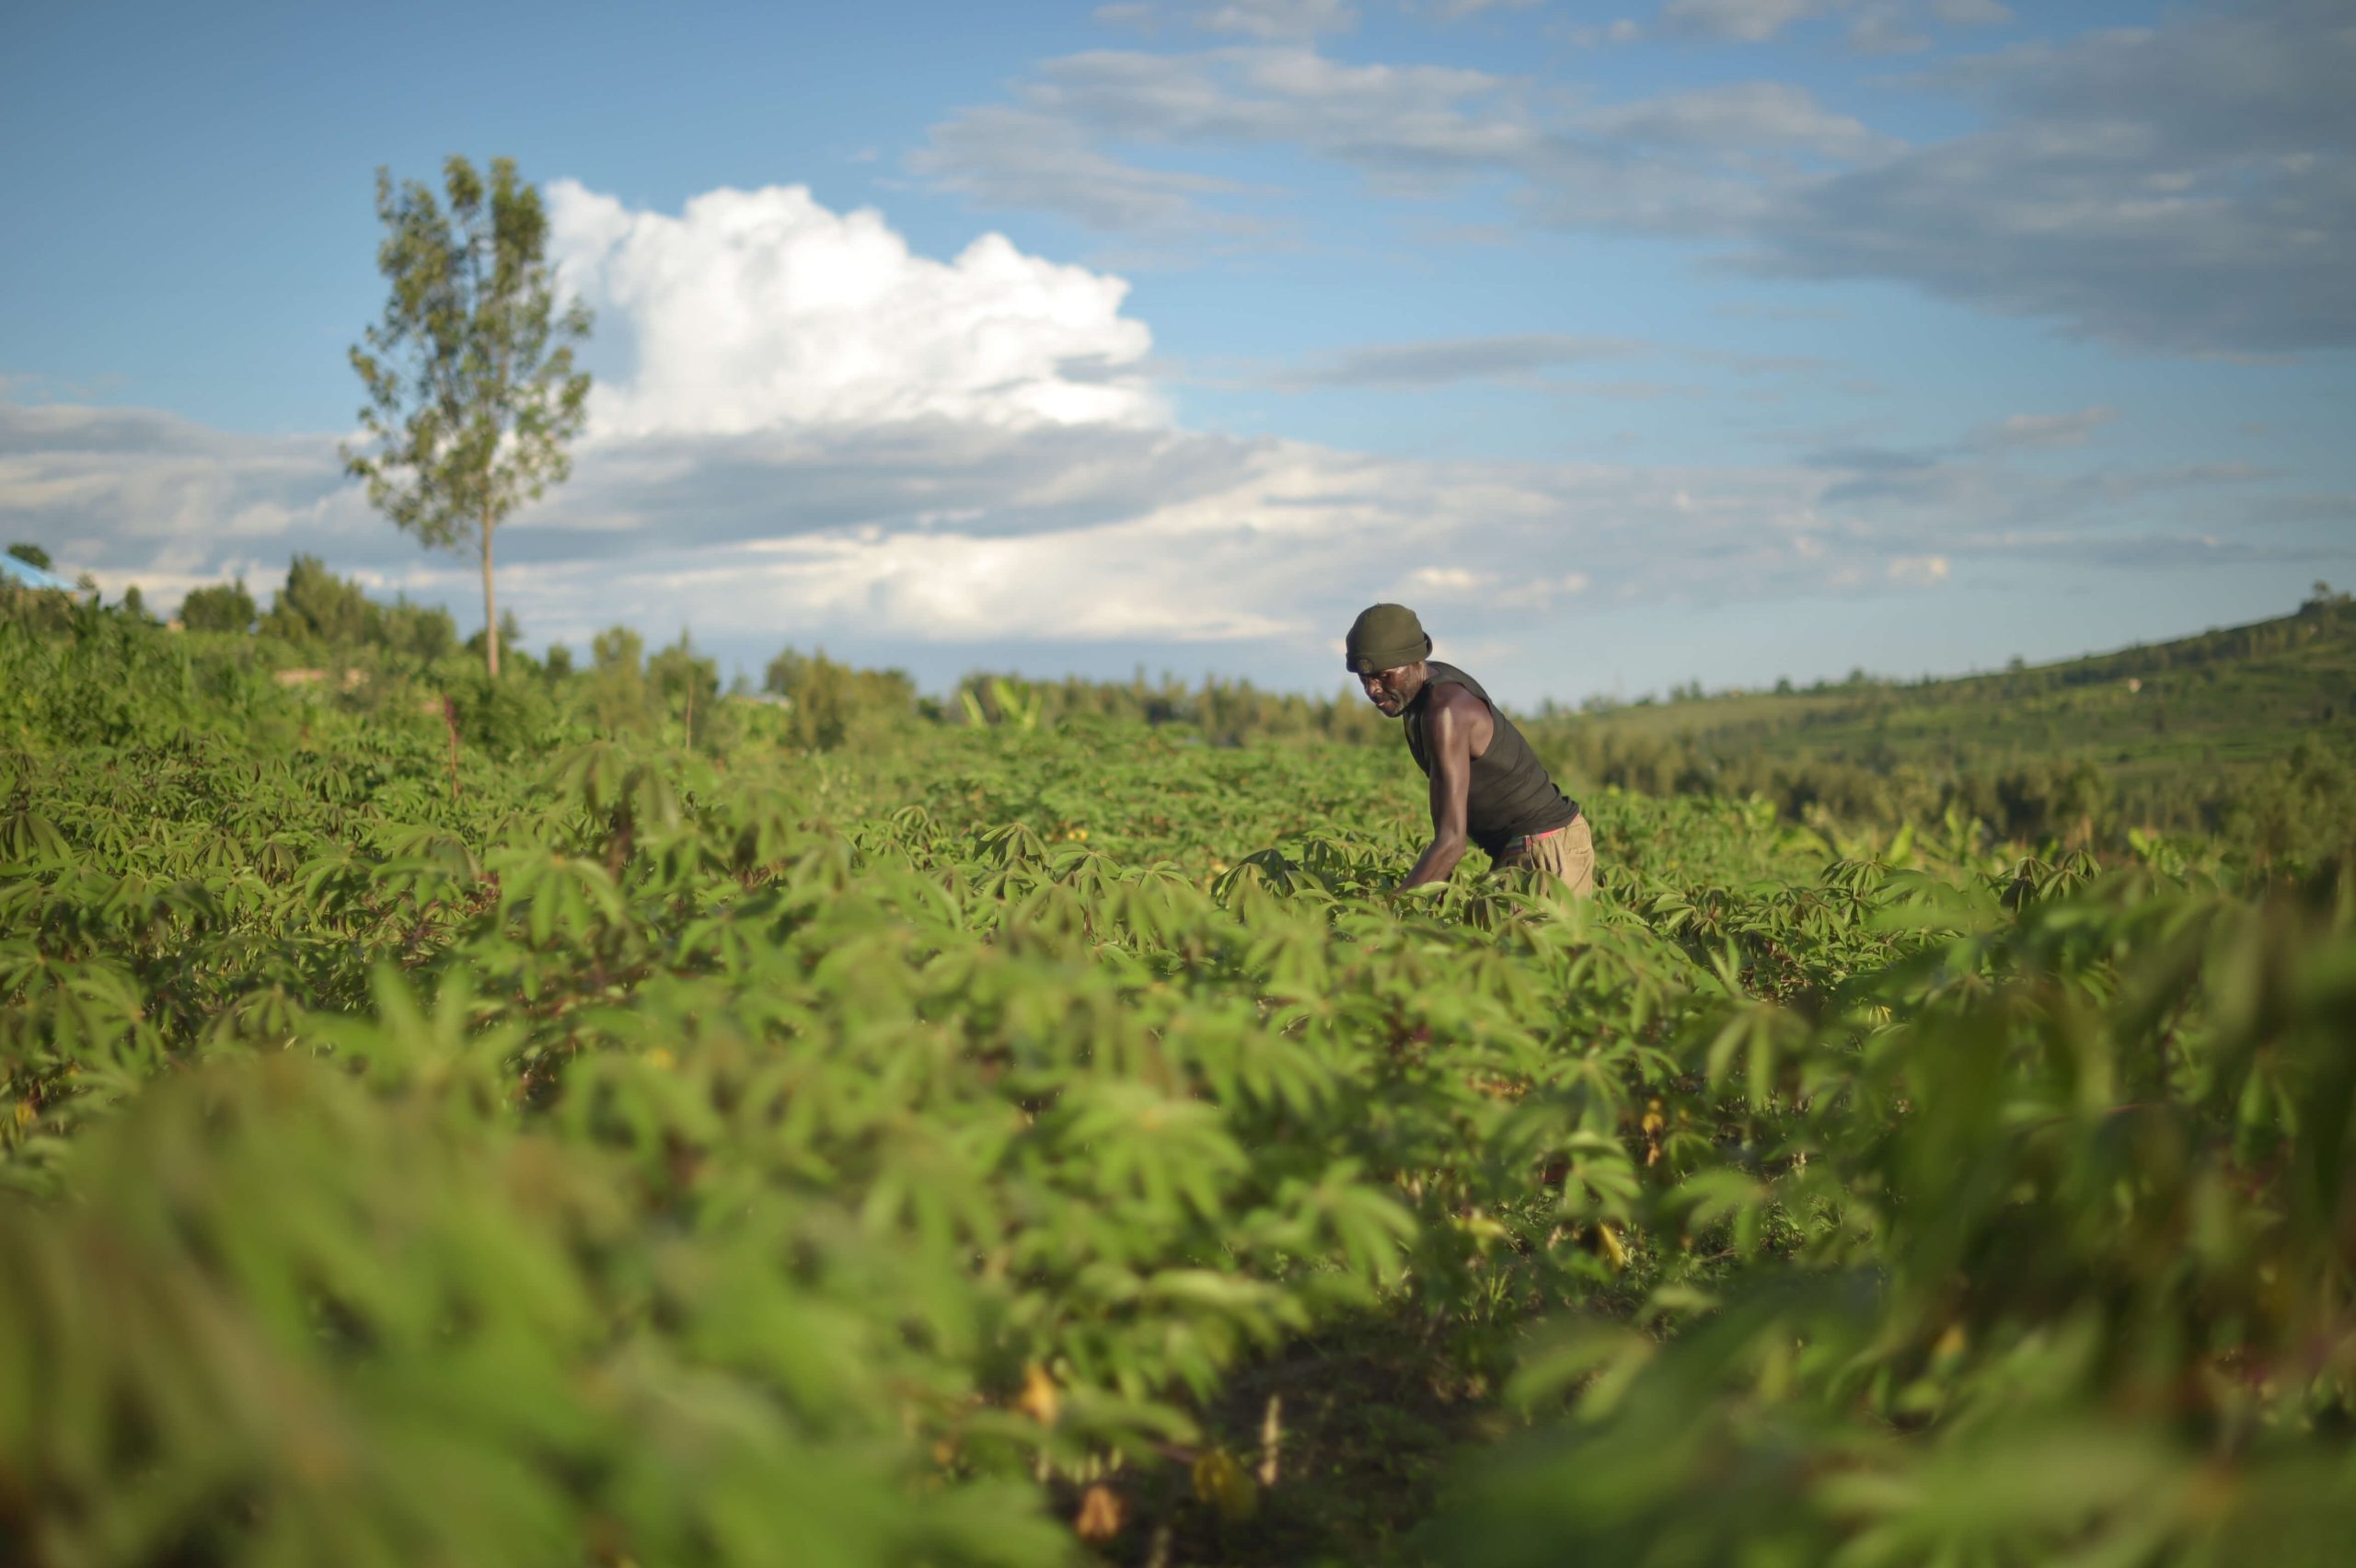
<box><xmin>549</xmin><ymin>181</ymin><xmax>1161</xmax><ymax>436</ymax></box>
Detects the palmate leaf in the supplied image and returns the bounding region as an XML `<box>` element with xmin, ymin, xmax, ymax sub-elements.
<box><xmin>1701</xmin><ymin>997</ymin><xmax>1809</xmax><ymax>1102</ymax></box>
<box><xmin>858</xmin><ymin>1119</ymin><xmax>1013</xmax><ymax>1260</ymax></box>
<box><xmin>1054</xmin><ymin>1081</ymin><xmax>1247</xmax><ymax>1226</ymax></box>
<box><xmin>9</xmin><ymin>959</ymin><xmax>167</xmax><ymax>1075</ymax></box>
<box><xmin>489</xmin><ymin>847</ymin><xmax>630</xmax><ymax>952</ymax></box>
<box><xmin>1279</xmin><ymin>1159</ymin><xmax>1419</xmax><ymax>1286</ymax></box>
<box><xmin>1667</xmin><ymin>1167</ymin><xmax>1774</xmax><ymax>1259</ymax></box>
<box><xmin>0</xmin><ymin>801</ymin><xmax>69</xmax><ymax>861</ymax></box>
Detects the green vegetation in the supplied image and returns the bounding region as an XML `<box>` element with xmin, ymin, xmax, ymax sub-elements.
<box><xmin>1530</xmin><ymin>587</ymin><xmax>2356</xmax><ymax>859</ymax></box>
<box><xmin>3</xmin><ymin>574</ymin><xmax>2351</xmax><ymax>1565</ymax></box>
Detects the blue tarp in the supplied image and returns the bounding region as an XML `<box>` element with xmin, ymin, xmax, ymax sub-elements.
<box><xmin>1</xmin><ymin>553</ymin><xmax>78</xmax><ymax>592</ymax></box>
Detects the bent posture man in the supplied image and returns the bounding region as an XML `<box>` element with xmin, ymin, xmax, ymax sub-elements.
<box><xmin>1347</xmin><ymin>603</ymin><xmax>1595</xmax><ymax>897</ymax></box>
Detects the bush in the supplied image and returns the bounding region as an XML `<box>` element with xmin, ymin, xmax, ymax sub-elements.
<box><xmin>180</xmin><ymin>579</ymin><xmax>259</xmax><ymax>634</ymax></box>
<box><xmin>260</xmin><ymin>555</ymin><xmax>383</xmax><ymax>647</ymax></box>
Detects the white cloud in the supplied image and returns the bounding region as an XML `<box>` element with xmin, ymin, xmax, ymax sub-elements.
<box><xmin>1657</xmin><ymin>0</ymin><xmax>1840</xmax><ymax>43</ymax></box>
<box><xmin>549</xmin><ymin>181</ymin><xmax>1161</xmax><ymax>437</ymax></box>
<box><xmin>1196</xmin><ymin>0</ymin><xmax>1358</xmax><ymax>39</ymax></box>
<box><xmin>916</xmin><ymin>46</ymin><xmax>1543</xmax><ymax>234</ymax></box>
<box><xmin>912</xmin><ymin>105</ymin><xmax>1267</xmax><ymax>237</ymax></box>
<box><xmin>1</xmin><ymin>385</ymin><xmax>1897</xmax><ymax>663</ymax></box>
<box><xmin>1972</xmin><ymin>405</ymin><xmax>2118</xmax><ymax>452</ymax></box>
<box><xmin>918</xmin><ymin>43</ymin><xmax>1888</xmax><ymax>242</ymax></box>
<box><xmin>1277</xmin><ymin>333</ymin><xmax>1641</xmax><ymax>387</ymax></box>
<box><xmin>1432</xmin><ymin>0</ymin><xmax>1547</xmax><ymax>19</ymax></box>
<box><xmin>20</xmin><ymin>390</ymin><xmax>2329</xmax><ymax>692</ymax></box>
<box><xmin>1405</xmin><ymin>565</ymin><xmax>1495</xmax><ymax>593</ymax></box>
<box><xmin>1845</xmin><ymin>4</ymin><xmax>1931</xmax><ymax>56</ymax></box>
<box><xmin>917</xmin><ymin>1</ymin><xmax>2348</xmax><ymax>355</ymax></box>
<box><xmin>1751</xmin><ymin>0</ymin><xmax>2356</xmax><ymax>352</ymax></box>
<box><xmin>1559</xmin><ymin>18</ymin><xmax>1644</xmax><ymax>46</ymax></box>
<box><xmin>1576</xmin><ymin>82</ymin><xmax>1898</xmax><ymax>164</ymax></box>
<box><xmin>1081</xmin><ymin>0</ymin><xmax>1360</xmax><ymax>39</ymax></box>
<box><xmin>1657</xmin><ymin>0</ymin><xmax>2008</xmax><ymax>46</ymax></box>
<box><xmin>1265</xmin><ymin>331</ymin><xmax>1832</xmax><ymax>392</ymax></box>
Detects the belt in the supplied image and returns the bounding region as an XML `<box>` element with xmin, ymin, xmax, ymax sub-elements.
<box><xmin>1497</xmin><ymin>813</ymin><xmax>1579</xmax><ymax>857</ymax></box>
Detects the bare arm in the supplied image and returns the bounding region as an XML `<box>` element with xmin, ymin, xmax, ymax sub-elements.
<box><xmin>1399</xmin><ymin>686</ymin><xmax>1485</xmax><ymax>889</ymax></box>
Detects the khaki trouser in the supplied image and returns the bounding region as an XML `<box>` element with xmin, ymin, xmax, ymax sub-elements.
<box><xmin>1493</xmin><ymin>814</ymin><xmax>1596</xmax><ymax>899</ymax></box>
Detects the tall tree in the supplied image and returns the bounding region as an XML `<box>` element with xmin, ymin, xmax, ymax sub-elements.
<box><xmin>344</xmin><ymin>156</ymin><xmax>591</xmax><ymax>677</ymax></box>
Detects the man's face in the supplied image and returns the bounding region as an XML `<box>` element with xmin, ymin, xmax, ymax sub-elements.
<box><xmin>1359</xmin><ymin>664</ymin><xmax>1418</xmax><ymax>717</ymax></box>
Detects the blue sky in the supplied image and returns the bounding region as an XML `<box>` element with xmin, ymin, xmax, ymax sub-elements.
<box><xmin>4</xmin><ymin>0</ymin><xmax>2350</xmax><ymax>705</ymax></box>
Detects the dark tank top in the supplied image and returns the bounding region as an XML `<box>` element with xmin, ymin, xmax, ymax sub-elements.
<box><xmin>1403</xmin><ymin>662</ymin><xmax>1579</xmax><ymax>857</ymax></box>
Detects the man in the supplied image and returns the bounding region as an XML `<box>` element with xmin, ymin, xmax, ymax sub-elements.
<box><xmin>1346</xmin><ymin>603</ymin><xmax>1595</xmax><ymax>897</ymax></box>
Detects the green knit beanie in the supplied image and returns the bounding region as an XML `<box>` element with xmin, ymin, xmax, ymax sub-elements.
<box><xmin>1345</xmin><ymin>603</ymin><xmax>1432</xmax><ymax>674</ymax></box>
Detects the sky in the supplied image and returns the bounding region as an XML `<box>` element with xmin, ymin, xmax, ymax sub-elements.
<box><xmin>2</xmin><ymin>0</ymin><xmax>2350</xmax><ymax>707</ymax></box>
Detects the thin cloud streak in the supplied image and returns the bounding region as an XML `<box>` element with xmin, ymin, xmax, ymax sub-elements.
<box><xmin>1273</xmin><ymin>333</ymin><xmax>1644</xmax><ymax>387</ymax></box>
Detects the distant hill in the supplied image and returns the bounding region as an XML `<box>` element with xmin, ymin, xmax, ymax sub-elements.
<box><xmin>1528</xmin><ymin>588</ymin><xmax>2356</xmax><ymax>848</ymax></box>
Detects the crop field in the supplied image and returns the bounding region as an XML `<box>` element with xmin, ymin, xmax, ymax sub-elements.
<box><xmin>1527</xmin><ymin>595</ymin><xmax>2356</xmax><ymax>853</ymax></box>
<box><xmin>5</xmin><ymin>610</ymin><xmax>2355</xmax><ymax>1567</ymax></box>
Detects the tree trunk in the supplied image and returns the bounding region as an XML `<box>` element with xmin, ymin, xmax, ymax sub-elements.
<box><xmin>481</xmin><ymin>511</ymin><xmax>500</xmax><ymax>678</ymax></box>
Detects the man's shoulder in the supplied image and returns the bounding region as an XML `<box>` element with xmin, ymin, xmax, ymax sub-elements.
<box><xmin>1427</xmin><ymin>676</ymin><xmax>1486</xmax><ymax>715</ymax></box>
<box><xmin>1424</xmin><ymin>661</ymin><xmax>1493</xmax><ymax>701</ymax></box>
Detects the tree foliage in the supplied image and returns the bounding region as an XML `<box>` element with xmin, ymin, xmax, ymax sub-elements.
<box><xmin>765</xmin><ymin>645</ymin><xmax>918</xmax><ymax>751</ymax></box>
<box><xmin>259</xmin><ymin>553</ymin><xmax>383</xmax><ymax>647</ymax></box>
<box><xmin>179</xmin><ymin>579</ymin><xmax>258</xmax><ymax>634</ymax></box>
<box><xmin>343</xmin><ymin>156</ymin><xmax>591</xmax><ymax>679</ymax></box>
